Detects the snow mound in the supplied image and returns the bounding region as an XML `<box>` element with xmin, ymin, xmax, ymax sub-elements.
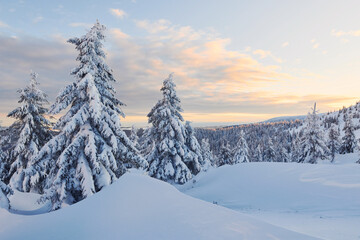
<box><xmin>0</xmin><ymin>171</ymin><xmax>319</xmax><ymax>240</ymax></box>
<box><xmin>8</xmin><ymin>190</ymin><xmax>50</xmax><ymax>215</ymax></box>
<box><xmin>180</xmin><ymin>162</ymin><xmax>360</xmax><ymax>240</ymax></box>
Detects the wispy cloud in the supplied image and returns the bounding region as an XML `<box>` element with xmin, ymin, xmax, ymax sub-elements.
<box><xmin>311</xmin><ymin>39</ymin><xmax>319</xmax><ymax>49</ymax></box>
<box><xmin>33</xmin><ymin>16</ymin><xmax>43</xmax><ymax>23</ymax></box>
<box><xmin>0</xmin><ymin>19</ymin><xmax>354</xmax><ymax>126</ymax></box>
<box><xmin>109</xmin><ymin>8</ymin><xmax>127</xmax><ymax>19</ymax></box>
<box><xmin>282</xmin><ymin>42</ymin><xmax>289</xmax><ymax>47</ymax></box>
<box><xmin>332</xmin><ymin>29</ymin><xmax>360</xmax><ymax>37</ymax></box>
<box><xmin>0</xmin><ymin>21</ymin><xmax>9</xmax><ymax>28</ymax></box>
<box><xmin>253</xmin><ymin>49</ymin><xmax>283</xmax><ymax>63</ymax></box>
<box><xmin>69</xmin><ymin>22</ymin><xmax>92</xmax><ymax>28</ymax></box>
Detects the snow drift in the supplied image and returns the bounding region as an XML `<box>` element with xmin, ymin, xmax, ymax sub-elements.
<box><xmin>180</xmin><ymin>161</ymin><xmax>360</xmax><ymax>240</ymax></box>
<box><xmin>0</xmin><ymin>171</ymin><xmax>319</xmax><ymax>240</ymax></box>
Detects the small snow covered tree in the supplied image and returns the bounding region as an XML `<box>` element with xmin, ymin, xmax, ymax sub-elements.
<box><xmin>217</xmin><ymin>140</ymin><xmax>233</xmax><ymax>166</ymax></box>
<box><xmin>129</xmin><ymin>125</ymin><xmax>140</xmax><ymax>150</ymax></box>
<box><xmin>201</xmin><ymin>138</ymin><xmax>215</xmax><ymax>169</ymax></box>
<box><xmin>275</xmin><ymin>143</ymin><xmax>290</xmax><ymax>163</ymax></box>
<box><xmin>0</xmin><ymin>180</ymin><xmax>13</xmax><ymax>209</ymax></box>
<box><xmin>139</xmin><ymin>127</ymin><xmax>155</xmax><ymax>157</ymax></box>
<box><xmin>0</xmin><ymin>149</ymin><xmax>7</xmax><ymax>182</ymax></box>
<box><xmin>291</xmin><ymin>134</ymin><xmax>301</xmax><ymax>162</ymax></box>
<box><xmin>184</xmin><ymin>121</ymin><xmax>205</xmax><ymax>172</ymax></box>
<box><xmin>6</xmin><ymin>72</ymin><xmax>51</xmax><ymax>191</ymax></box>
<box><xmin>29</xmin><ymin>21</ymin><xmax>147</xmax><ymax>210</ymax></box>
<box><xmin>298</xmin><ymin>103</ymin><xmax>328</xmax><ymax>164</ymax></box>
<box><xmin>233</xmin><ymin>130</ymin><xmax>250</xmax><ymax>163</ymax></box>
<box><xmin>340</xmin><ymin>112</ymin><xmax>356</xmax><ymax>154</ymax></box>
<box><xmin>253</xmin><ymin>144</ymin><xmax>263</xmax><ymax>162</ymax></box>
<box><xmin>263</xmin><ymin>138</ymin><xmax>276</xmax><ymax>162</ymax></box>
<box><xmin>147</xmin><ymin>74</ymin><xmax>199</xmax><ymax>184</ymax></box>
<box><xmin>328</xmin><ymin>124</ymin><xmax>341</xmax><ymax>162</ymax></box>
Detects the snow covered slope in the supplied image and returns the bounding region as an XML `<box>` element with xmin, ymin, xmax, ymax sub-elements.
<box><xmin>0</xmin><ymin>171</ymin><xmax>319</xmax><ymax>240</ymax></box>
<box><xmin>180</xmin><ymin>162</ymin><xmax>360</xmax><ymax>240</ymax></box>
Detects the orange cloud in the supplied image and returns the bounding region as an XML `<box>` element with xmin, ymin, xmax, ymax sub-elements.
<box><xmin>109</xmin><ymin>8</ymin><xmax>127</xmax><ymax>19</ymax></box>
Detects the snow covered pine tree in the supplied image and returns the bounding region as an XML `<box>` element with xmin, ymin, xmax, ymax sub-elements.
<box><xmin>298</xmin><ymin>103</ymin><xmax>328</xmax><ymax>164</ymax></box>
<box><xmin>6</xmin><ymin>72</ymin><xmax>51</xmax><ymax>192</ymax></box>
<box><xmin>0</xmin><ymin>180</ymin><xmax>12</xmax><ymax>210</ymax></box>
<box><xmin>327</xmin><ymin>124</ymin><xmax>341</xmax><ymax>162</ymax></box>
<box><xmin>147</xmin><ymin>74</ymin><xmax>200</xmax><ymax>184</ymax></box>
<box><xmin>233</xmin><ymin>130</ymin><xmax>250</xmax><ymax>163</ymax></box>
<box><xmin>217</xmin><ymin>140</ymin><xmax>233</xmax><ymax>166</ymax></box>
<box><xmin>29</xmin><ymin>21</ymin><xmax>147</xmax><ymax>210</ymax></box>
<box><xmin>340</xmin><ymin>112</ymin><xmax>356</xmax><ymax>154</ymax></box>
<box><xmin>200</xmin><ymin>138</ymin><xmax>215</xmax><ymax>168</ymax></box>
<box><xmin>185</xmin><ymin>121</ymin><xmax>210</xmax><ymax>171</ymax></box>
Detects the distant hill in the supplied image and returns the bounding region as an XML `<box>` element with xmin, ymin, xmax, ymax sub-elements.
<box><xmin>263</xmin><ymin>115</ymin><xmax>307</xmax><ymax>123</ymax></box>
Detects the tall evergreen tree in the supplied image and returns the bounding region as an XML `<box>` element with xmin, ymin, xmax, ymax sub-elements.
<box><xmin>298</xmin><ymin>103</ymin><xmax>328</xmax><ymax>164</ymax></box>
<box><xmin>340</xmin><ymin>112</ymin><xmax>356</xmax><ymax>154</ymax></box>
<box><xmin>29</xmin><ymin>21</ymin><xmax>147</xmax><ymax>210</ymax></box>
<box><xmin>147</xmin><ymin>74</ymin><xmax>200</xmax><ymax>184</ymax></box>
<box><xmin>328</xmin><ymin>124</ymin><xmax>341</xmax><ymax>162</ymax></box>
<box><xmin>6</xmin><ymin>72</ymin><xmax>51</xmax><ymax>191</ymax></box>
<box><xmin>233</xmin><ymin>130</ymin><xmax>250</xmax><ymax>163</ymax></box>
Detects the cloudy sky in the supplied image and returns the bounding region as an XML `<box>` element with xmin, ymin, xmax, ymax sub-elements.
<box><xmin>1</xmin><ymin>0</ymin><xmax>360</xmax><ymax>127</ymax></box>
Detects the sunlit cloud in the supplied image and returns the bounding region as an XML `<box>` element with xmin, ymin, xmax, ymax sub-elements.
<box><xmin>332</xmin><ymin>29</ymin><xmax>360</xmax><ymax>37</ymax></box>
<box><xmin>109</xmin><ymin>8</ymin><xmax>127</xmax><ymax>19</ymax></box>
<box><xmin>282</xmin><ymin>42</ymin><xmax>289</xmax><ymax>47</ymax></box>
<box><xmin>0</xmin><ymin>19</ymin><xmax>358</xmax><ymax>127</ymax></box>
<box><xmin>311</xmin><ymin>39</ymin><xmax>320</xmax><ymax>49</ymax></box>
<box><xmin>253</xmin><ymin>49</ymin><xmax>283</xmax><ymax>63</ymax></box>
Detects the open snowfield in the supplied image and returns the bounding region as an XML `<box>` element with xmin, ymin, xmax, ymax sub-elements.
<box><xmin>0</xmin><ymin>170</ymin><xmax>319</xmax><ymax>240</ymax></box>
<box><xmin>179</xmin><ymin>157</ymin><xmax>360</xmax><ymax>240</ymax></box>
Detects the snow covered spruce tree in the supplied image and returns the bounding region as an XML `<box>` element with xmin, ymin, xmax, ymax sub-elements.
<box><xmin>327</xmin><ymin>124</ymin><xmax>340</xmax><ymax>162</ymax></box>
<box><xmin>129</xmin><ymin>125</ymin><xmax>140</xmax><ymax>151</ymax></box>
<box><xmin>185</xmin><ymin>121</ymin><xmax>209</xmax><ymax>171</ymax></box>
<box><xmin>6</xmin><ymin>72</ymin><xmax>51</xmax><ymax>191</ymax></box>
<box><xmin>253</xmin><ymin>144</ymin><xmax>263</xmax><ymax>162</ymax></box>
<box><xmin>217</xmin><ymin>140</ymin><xmax>233</xmax><ymax>166</ymax></box>
<box><xmin>200</xmin><ymin>138</ymin><xmax>215</xmax><ymax>168</ymax></box>
<box><xmin>30</xmin><ymin>21</ymin><xmax>148</xmax><ymax>210</ymax></box>
<box><xmin>298</xmin><ymin>103</ymin><xmax>328</xmax><ymax>164</ymax></box>
<box><xmin>340</xmin><ymin>112</ymin><xmax>356</xmax><ymax>154</ymax></box>
<box><xmin>0</xmin><ymin>149</ymin><xmax>7</xmax><ymax>182</ymax></box>
<box><xmin>147</xmin><ymin>74</ymin><xmax>200</xmax><ymax>184</ymax></box>
<box><xmin>233</xmin><ymin>130</ymin><xmax>250</xmax><ymax>163</ymax></box>
<box><xmin>263</xmin><ymin>138</ymin><xmax>276</xmax><ymax>162</ymax></box>
<box><xmin>0</xmin><ymin>180</ymin><xmax>13</xmax><ymax>209</ymax></box>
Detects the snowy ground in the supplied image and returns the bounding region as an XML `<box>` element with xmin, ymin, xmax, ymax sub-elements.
<box><xmin>179</xmin><ymin>155</ymin><xmax>360</xmax><ymax>240</ymax></box>
<box><xmin>0</xmin><ymin>170</ymin><xmax>319</xmax><ymax>240</ymax></box>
